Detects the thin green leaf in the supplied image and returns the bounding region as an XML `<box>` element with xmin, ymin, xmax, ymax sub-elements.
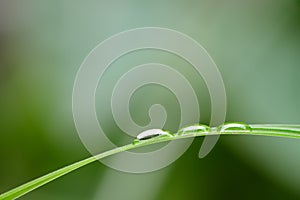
<box><xmin>1</xmin><ymin>123</ymin><xmax>300</xmax><ymax>200</ymax></box>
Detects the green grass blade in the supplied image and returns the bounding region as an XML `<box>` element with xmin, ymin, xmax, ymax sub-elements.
<box><xmin>1</xmin><ymin>124</ymin><xmax>300</xmax><ymax>200</ymax></box>
<box><xmin>0</xmin><ymin>144</ymin><xmax>135</xmax><ymax>200</ymax></box>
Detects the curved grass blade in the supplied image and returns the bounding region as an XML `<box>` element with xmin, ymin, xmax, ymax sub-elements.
<box><xmin>1</xmin><ymin>124</ymin><xmax>300</xmax><ymax>200</ymax></box>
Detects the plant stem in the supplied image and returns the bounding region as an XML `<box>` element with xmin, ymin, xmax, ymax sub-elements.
<box><xmin>1</xmin><ymin>124</ymin><xmax>300</xmax><ymax>200</ymax></box>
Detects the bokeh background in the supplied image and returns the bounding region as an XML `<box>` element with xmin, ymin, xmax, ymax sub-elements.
<box><xmin>1</xmin><ymin>0</ymin><xmax>300</xmax><ymax>199</ymax></box>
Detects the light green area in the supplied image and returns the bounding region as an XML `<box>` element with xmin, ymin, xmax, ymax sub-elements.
<box><xmin>1</xmin><ymin>1</ymin><xmax>300</xmax><ymax>200</ymax></box>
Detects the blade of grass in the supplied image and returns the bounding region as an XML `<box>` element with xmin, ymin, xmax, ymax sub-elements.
<box><xmin>1</xmin><ymin>124</ymin><xmax>300</xmax><ymax>200</ymax></box>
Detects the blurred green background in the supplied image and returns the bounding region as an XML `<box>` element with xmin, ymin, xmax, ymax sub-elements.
<box><xmin>0</xmin><ymin>0</ymin><xmax>300</xmax><ymax>199</ymax></box>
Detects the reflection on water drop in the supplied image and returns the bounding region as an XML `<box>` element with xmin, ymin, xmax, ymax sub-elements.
<box><xmin>178</xmin><ymin>124</ymin><xmax>210</xmax><ymax>135</ymax></box>
<box><xmin>133</xmin><ymin>129</ymin><xmax>173</xmax><ymax>144</ymax></box>
<box><xmin>132</xmin><ymin>123</ymin><xmax>252</xmax><ymax>144</ymax></box>
<box><xmin>217</xmin><ymin>122</ymin><xmax>252</xmax><ymax>133</ymax></box>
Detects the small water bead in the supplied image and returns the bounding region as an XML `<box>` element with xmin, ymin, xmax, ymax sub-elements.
<box><xmin>217</xmin><ymin>122</ymin><xmax>252</xmax><ymax>133</ymax></box>
<box><xmin>132</xmin><ymin>129</ymin><xmax>173</xmax><ymax>144</ymax></box>
<box><xmin>178</xmin><ymin>124</ymin><xmax>210</xmax><ymax>135</ymax></box>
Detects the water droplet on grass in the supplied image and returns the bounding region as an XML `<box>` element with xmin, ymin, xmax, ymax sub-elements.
<box><xmin>133</xmin><ymin>129</ymin><xmax>173</xmax><ymax>144</ymax></box>
<box><xmin>217</xmin><ymin>122</ymin><xmax>252</xmax><ymax>133</ymax></box>
<box><xmin>178</xmin><ymin>124</ymin><xmax>210</xmax><ymax>135</ymax></box>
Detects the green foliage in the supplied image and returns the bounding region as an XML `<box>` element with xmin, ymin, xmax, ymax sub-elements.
<box><xmin>1</xmin><ymin>123</ymin><xmax>299</xmax><ymax>200</ymax></box>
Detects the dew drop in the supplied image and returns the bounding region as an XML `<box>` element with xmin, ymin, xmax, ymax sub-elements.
<box><xmin>217</xmin><ymin>122</ymin><xmax>252</xmax><ymax>133</ymax></box>
<box><xmin>178</xmin><ymin>124</ymin><xmax>210</xmax><ymax>135</ymax></box>
<box><xmin>134</xmin><ymin>129</ymin><xmax>173</xmax><ymax>143</ymax></box>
